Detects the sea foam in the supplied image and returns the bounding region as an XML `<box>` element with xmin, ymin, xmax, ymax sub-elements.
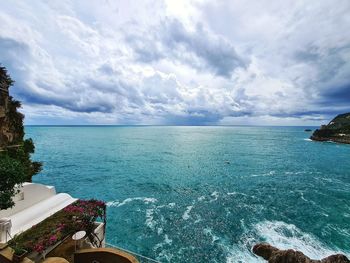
<box><xmin>182</xmin><ymin>205</ymin><xmax>193</xmax><ymax>220</ymax></box>
<box><xmin>254</xmin><ymin>220</ymin><xmax>348</xmax><ymax>259</ymax></box>
<box><xmin>145</xmin><ymin>208</ymin><xmax>156</xmax><ymax>230</ymax></box>
<box><xmin>106</xmin><ymin>197</ymin><xmax>157</xmax><ymax>207</ymax></box>
<box><xmin>225</xmin><ymin>220</ymin><xmax>349</xmax><ymax>263</ymax></box>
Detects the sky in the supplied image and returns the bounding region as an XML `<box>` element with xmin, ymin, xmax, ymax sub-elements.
<box><xmin>0</xmin><ymin>0</ymin><xmax>349</xmax><ymax>125</ymax></box>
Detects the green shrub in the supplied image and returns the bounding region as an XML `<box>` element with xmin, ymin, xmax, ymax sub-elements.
<box><xmin>0</xmin><ymin>65</ymin><xmax>42</xmax><ymax>208</ymax></box>
<box><xmin>0</xmin><ymin>155</ymin><xmax>26</xmax><ymax>210</ymax></box>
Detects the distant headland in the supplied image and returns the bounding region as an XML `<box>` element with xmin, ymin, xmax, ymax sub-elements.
<box><xmin>311</xmin><ymin>113</ymin><xmax>350</xmax><ymax>144</ymax></box>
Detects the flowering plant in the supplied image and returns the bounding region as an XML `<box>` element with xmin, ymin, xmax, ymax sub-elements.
<box><xmin>63</xmin><ymin>199</ymin><xmax>106</xmax><ymax>234</ymax></box>
<box><xmin>9</xmin><ymin>199</ymin><xmax>106</xmax><ymax>254</ymax></box>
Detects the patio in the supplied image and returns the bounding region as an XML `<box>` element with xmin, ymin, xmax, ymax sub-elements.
<box><xmin>0</xmin><ymin>199</ymin><xmax>106</xmax><ymax>263</ymax></box>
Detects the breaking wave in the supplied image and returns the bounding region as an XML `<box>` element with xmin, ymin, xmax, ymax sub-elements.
<box><xmin>253</xmin><ymin>221</ymin><xmax>344</xmax><ymax>259</ymax></box>
<box><xmin>106</xmin><ymin>197</ymin><xmax>157</xmax><ymax>207</ymax></box>
<box><xmin>225</xmin><ymin>220</ymin><xmax>349</xmax><ymax>262</ymax></box>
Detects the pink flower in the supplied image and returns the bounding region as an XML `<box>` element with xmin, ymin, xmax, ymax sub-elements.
<box><xmin>57</xmin><ymin>223</ymin><xmax>65</xmax><ymax>231</ymax></box>
<box><xmin>64</xmin><ymin>205</ymin><xmax>84</xmax><ymax>213</ymax></box>
<box><xmin>34</xmin><ymin>243</ymin><xmax>45</xmax><ymax>253</ymax></box>
<box><xmin>49</xmin><ymin>235</ymin><xmax>57</xmax><ymax>244</ymax></box>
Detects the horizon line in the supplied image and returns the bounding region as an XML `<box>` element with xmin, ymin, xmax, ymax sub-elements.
<box><xmin>24</xmin><ymin>124</ymin><xmax>319</xmax><ymax>127</ymax></box>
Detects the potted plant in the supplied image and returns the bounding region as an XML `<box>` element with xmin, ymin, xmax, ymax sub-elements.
<box><xmin>12</xmin><ymin>246</ymin><xmax>27</xmax><ymax>263</ymax></box>
<box><xmin>8</xmin><ymin>235</ymin><xmax>28</xmax><ymax>263</ymax></box>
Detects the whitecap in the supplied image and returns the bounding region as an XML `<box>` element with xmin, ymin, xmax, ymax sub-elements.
<box><xmin>194</xmin><ymin>215</ymin><xmax>202</xmax><ymax>224</ymax></box>
<box><xmin>298</xmin><ymin>191</ymin><xmax>317</xmax><ymax>206</ymax></box>
<box><xmin>106</xmin><ymin>201</ymin><xmax>119</xmax><ymax>207</ymax></box>
<box><xmin>145</xmin><ymin>208</ymin><xmax>156</xmax><ymax>230</ymax></box>
<box><xmin>210</xmin><ymin>191</ymin><xmax>219</xmax><ymax>201</ymax></box>
<box><xmin>226</xmin><ymin>248</ymin><xmax>262</xmax><ymax>263</ymax></box>
<box><xmin>156</xmin><ymin>250</ymin><xmax>174</xmax><ymax>262</ymax></box>
<box><xmin>250</xmin><ymin>171</ymin><xmax>276</xmax><ymax>177</ymax></box>
<box><xmin>197</xmin><ymin>195</ymin><xmax>205</xmax><ymax>201</ymax></box>
<box><xmin>153</xmin><ymin>234</ymin><xmax>174</xmax><ymax>262</ymax></box>
<box><xmin>300</xmin><ymin>192</ymin><xmax>307</xmax><ymax>202</ymax></box>
<box><xmin>207</xmin><ymin>226</ymin><xmax>262</xmax><ymax>263</ymax></box>
<box><xmin>203</xmin><ymin>228</ymin><xmax>220</xmax><ymax>244</ymax></box>
<box><xmin>167</xmin><ymin>202</ymin><xmax>175</xmax><ymax>208</ymax></box>
<box><xmin>164</xmin><ymin>234</ymin><xmax>173</xmax><ymax>245</ymax></box>
<box><xmin>154</xmin><ymin>234</ymin><xmax>173</xmax><ymax>249</ymax></box>
<box><xmin>182</xmin><ymin>205</ymin><xmax>193</xmax><ymax>220</ymax></box>
<box><xmin>227</xmin><ymin>191</ymin><xmax>247</xmax><ymax>197</ymax></box>
<box><xmin>156</xmin><ymin>202</ymin><xmax>175</xmax><ymax>209</ymax></box>
<box><xmin>107</xmin><ymin>197</ymin><xmax>157</xmax><ymax>207</ymax></box>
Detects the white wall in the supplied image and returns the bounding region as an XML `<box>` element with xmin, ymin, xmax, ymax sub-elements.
<box><xmin>0</xmin><ymin>183</ymin><xmax>56</xmax><ymax>218</ymax></box>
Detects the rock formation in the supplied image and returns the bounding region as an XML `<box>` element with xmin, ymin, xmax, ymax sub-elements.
<box><xmin>0</xmin><ymin>65</ymin><xmax>41</xmax><ymax>181</ymax></box>
<box><xmin>310</xmin><ymin>113</ymin><xmax>350</xmax><ymax>144</ymax></box>
<box><xmin>0</xmin><ymin>66</ymin><xmax>24</xmax><ymax>148</ymax></box>
<box><xmin>253</xmin><ymin>243</ymin><xmax>350</xmax><ymax>263</ymax></box>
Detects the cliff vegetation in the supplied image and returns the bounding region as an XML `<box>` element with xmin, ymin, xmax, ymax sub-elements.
<box><xmin>0</xmin><ymin>65</ymin><xmax>42</xmax><ymax>210</ymax></box>
<box><xmin>311</xmin><ymin>113</ymin><xmax>350</xmax><ymax>144</ymax></box>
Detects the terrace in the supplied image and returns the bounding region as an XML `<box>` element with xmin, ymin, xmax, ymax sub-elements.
<box><xmin>0</xmin><ymin>183</ymin><xmax>158</xmax><ymax>263</ymax></box>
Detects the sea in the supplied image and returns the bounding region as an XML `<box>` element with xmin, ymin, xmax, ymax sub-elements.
<box><xmin>25</xmin><ymin>126</ymin><xmax>350</xmax><ymax>262</ymax></box>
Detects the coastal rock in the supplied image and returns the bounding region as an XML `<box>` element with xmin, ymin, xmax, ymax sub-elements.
<box><xmin>0</xmin><ymin>66</ymin><xmax>24</xmax><ymax>148</ymax></box>
<box><xmin>253</xmin><ymin>243</ymin><xmax>350</xmax><ymax>263</ymax></box>
<box><xmin>0</xmin><ymin>65</ymin><xmax>42</xmax><ymax>182</ymax></box>
<box><xmin>0</xmin><ymin>67</ymin><xmax>11</xmax><ymax>147</ymax></box>
<box><xmin>310</xmin><ymin>113</ymin><xmax>350</xmax><ymax>144</ymax></box>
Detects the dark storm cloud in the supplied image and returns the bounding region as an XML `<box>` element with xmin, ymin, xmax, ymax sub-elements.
<box><xmin>17</xmin><ymin>85</ymin><xmax>116</xmax><ymax>114</ymax></box>
<box><xmin>319</xmin><ymin>84</ymin><xmax>350</xmax><ymax>105</ymax></box>
<box><xmin>291</xmin><ymin>43</ymin><xmax>350</xmax><ymax>115</ymax></box>
<box><xmin>0</xmin><ymin>37</ymin><xmax>31</xmax><ymax>91</ymax></box>
<box><xmin>163</xmin><ymin>110</ymin><xmax>223</xmax><ymax>125</ymax></box>
<box><xmin>127</xmin><ymin>19</ymin><xmax>246</xmax><ymax>77</ymax></box>
<box><xmin>84</xmin><ymin>77</ymin><xmax>145</xmax><ymax>108</ymax></box>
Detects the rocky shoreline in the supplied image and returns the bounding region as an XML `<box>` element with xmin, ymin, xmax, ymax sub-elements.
<box><xmin>253</xmin><ymin>243</ymin><xmax>350</xmax><ymax>263</ymax></box>
<box><xmin>310</xmin><ymin>113</ymin><xmax>350</xmax><ymax>144</ymax></box>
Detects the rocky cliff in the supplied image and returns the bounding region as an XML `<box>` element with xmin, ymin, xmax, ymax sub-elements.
<box><xmin>0</xmin><ymin>65</ymin><xmax>41</xmax><ymax>181</ymax></box>
<box><xmin>310</xmin><ymin>113</ymin><xmax>350</xmax><ymax>144</ymax></box>
<box><xmin>253</xmin><ymin>243</ymin><xmax>350</xmax><ymax>263</ymax></box>
<box><xmin>0</xmin><ymin>66</ymin><xmax>23</xmax><ymax>148</ymax></box>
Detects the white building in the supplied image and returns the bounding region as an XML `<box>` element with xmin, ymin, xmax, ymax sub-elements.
<box><xmin>0</xmin><ymin>183</ymin><xmax>77</xmax><ymax>243</ymax></box>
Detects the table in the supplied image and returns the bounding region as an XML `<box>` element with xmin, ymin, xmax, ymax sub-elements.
<box><xmin>72</xmin><ymin>231</ymin><xmax>86</xmax><ymax>251</ymax></box>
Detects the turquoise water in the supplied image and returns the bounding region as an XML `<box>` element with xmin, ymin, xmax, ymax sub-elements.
<box><xmin>26</xmin><ymin>126</ymin><xmax>350</xmax><ymax>262</ymax></box>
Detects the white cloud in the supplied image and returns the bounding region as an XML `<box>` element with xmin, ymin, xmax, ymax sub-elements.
<box><xmin>1</xmin><ymin>0</ymin><xmax>349</xmax><ymax>125</ymax></box>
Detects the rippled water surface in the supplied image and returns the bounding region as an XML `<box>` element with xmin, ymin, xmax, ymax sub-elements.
<box><xmin>26</xmin><ymin>126</ymin><xmax>350</xmax><ymax>262</ymax></box>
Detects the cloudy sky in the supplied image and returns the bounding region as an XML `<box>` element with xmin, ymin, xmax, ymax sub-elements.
<box><xmin>1</xmin><ymin>0</ymin><xmax>349</xmax><ymax>125</ymax></box>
